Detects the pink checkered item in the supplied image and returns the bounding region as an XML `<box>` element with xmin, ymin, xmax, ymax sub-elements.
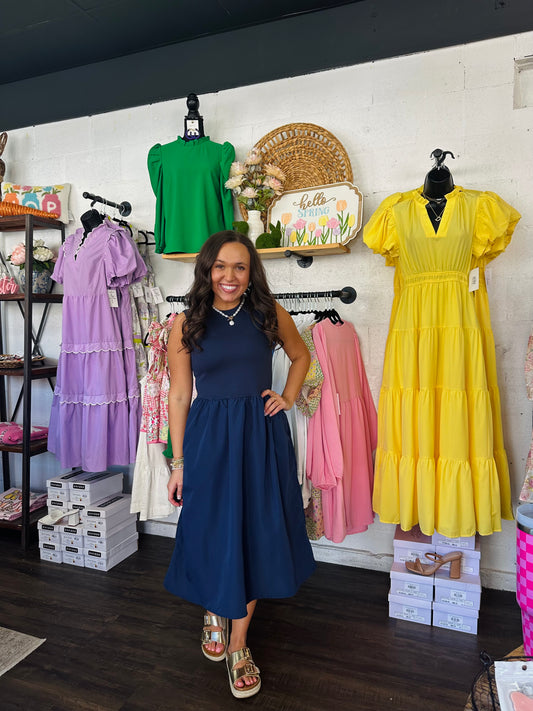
<box><xmin>516</xmin><ymin>524</ymin><xmax>533</xmax><ymax>654</ymax></box>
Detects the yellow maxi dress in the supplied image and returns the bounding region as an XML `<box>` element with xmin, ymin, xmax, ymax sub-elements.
<box><xmin>364</xmin><ymin>186</ymin><xmax>520</xmax><ymax>537</ymax></box>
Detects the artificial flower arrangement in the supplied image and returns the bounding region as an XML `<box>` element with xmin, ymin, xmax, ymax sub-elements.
<box><xmin>225</xmin><ymin>150</ymin><xmax>286</xmax><ymax>213</ymax></box>
<box><xmin>7</xmin><ymin>239</ymin><xmax>56</xmax><ymax>272</ymax></box>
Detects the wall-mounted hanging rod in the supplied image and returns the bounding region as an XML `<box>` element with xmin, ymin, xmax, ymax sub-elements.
<box><xmin>82</xmin><ymin>191</ymin><xmax>132</xmax><ymax>217</ymax></box>
<box><xmin>166</xmin><ymin>286</ymin><xmax>357</xmax><ymax>305</ymax></box>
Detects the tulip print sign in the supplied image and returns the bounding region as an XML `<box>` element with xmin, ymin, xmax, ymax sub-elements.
<box><xmin>268</xmin><ymin>182</ymin><xmax>363</xmax><ymax>248</ymax></box>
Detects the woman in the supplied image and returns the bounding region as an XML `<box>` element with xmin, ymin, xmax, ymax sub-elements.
<box><xmin>164</xmin><ymin>230</ymin><xmax>316</xmax><ymax>699</ymax></box>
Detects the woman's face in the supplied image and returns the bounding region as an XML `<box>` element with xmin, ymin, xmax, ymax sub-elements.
<box><xmin>210</xmin><ymin>241</ymin><xmax>251</xmax><ymax>310</ymax></box>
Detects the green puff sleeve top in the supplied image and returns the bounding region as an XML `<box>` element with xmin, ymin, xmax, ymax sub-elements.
<box><xmin>147</xmin><ymin>136</ymin><xmax>235</xmax><ymax>254</ymax></box>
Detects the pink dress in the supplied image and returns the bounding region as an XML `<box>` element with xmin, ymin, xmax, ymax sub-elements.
<box><xmin>307</xmin><ymin>320</ymin><xmax>378</xmax><ymax>542</ymax></box>
<box><xmin>141</xmin><ymin>315</ymin><xmax>176</xmax><ymax>444</ymax></box>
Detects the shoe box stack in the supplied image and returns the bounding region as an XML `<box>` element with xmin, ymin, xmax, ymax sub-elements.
<box><xmin>38</xmin><ymin>469</ymin><xmax>138</xmax><ymax>570</ymax></box>
<box><xmin>388</xmin><ymin>525</ymin><xmax>481</xmax><ymax>634</ymax></box>
<box><xmin>431</xmin><ymin>532</ymin><xmax>481</xmax><ymax>634</ymax></box>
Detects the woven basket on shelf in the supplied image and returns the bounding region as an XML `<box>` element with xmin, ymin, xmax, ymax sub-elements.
<box><xmin>0</xmin><ymin>354</ymin><xmax>45</xmax><ymax>368</ymax></box>
<box><xmin>239</xmin><ymin>122</ymin><xmax>353</xmax><ymax>222</ymax></box>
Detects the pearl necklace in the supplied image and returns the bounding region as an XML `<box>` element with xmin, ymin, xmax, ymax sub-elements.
<box><xmin>212</xmin><ymin>295</ymin><xmax>245</xmax><ymax>326</ymax></box>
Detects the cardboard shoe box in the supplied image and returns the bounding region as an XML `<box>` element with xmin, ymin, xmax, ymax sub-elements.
<box><xmin>389</xmin><ymin>562</ymin><xmax>434</xmax><ymax>601</ymax></box>
<box><xmin>82</xmin><ymin>494</ymin><xmax>134</xmax><ymax>532</ymax></box>
<box><xmin>60</xmin><ymin>523</ymin><xmax>85</xmax><ymax>547</ymax></box>
<box><xmin>69</xmin><ymin>472</ymin><xmax>123</xmax><ymax>504</ymax></box>
<box><xmin>83</xmin><ymin>533</ymin><xmax>139</xmax><ymax>571</ymax></box>
<box><xmin>38</xmin><ymin>519</ymin><xmax>62</xmax><ymax>544</ymax></box>
<box><xmin>63</xmin><ymin>551</ymin><xmax>85</xmax><ymax>567</ymax></box>
<box><xmin>39</xmin><ymin>541</ymin><xmax>63</xmax><ymax>563</ymax></box>
<box><xmin>46</xmin><ymin>487</ymin><xmax>70</xmax><ymax>502</ymax></box>
<box><xmin>38</xmin><ymin>529</ymin><xmax>62</xmax><ymax>545</ymax></box>
<box><xmin>46</xmin><ymin>498</ymin><xmax>71</xmax><ymax>514</ymax></box>
<box><xmin>45</xmin><ymin>468</ymin><xmax>84</xmax><ymax>492</ymax></box>
<box><xmin>434</xmin><ymin>570</ymin><xmax>481</xmax><ymax>610</ymax></box>
<box><xmin>432</xmin><ymin>601</ymin><xmax>479</xmax><ymax>634</ymax></box>
<box><xmin>83</xmin><ymin>520</ymin><xmax>137</xmax><ymax>552</ymax></box>
<box><xmin>388</xmin><ymin>592</ymin><xmax>432</xmax><ymax>625</ymax></box>
<box><xmin>432</xmin><ymin>531</ymin><xmax>476</xmax><ymax>550</ymax></box>
<box><xmin>393</xmin><ymin>525</ymin><xmax>435</xmax><ymax>564</ymax></box>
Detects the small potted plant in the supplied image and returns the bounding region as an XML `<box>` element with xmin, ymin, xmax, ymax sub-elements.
<box><xmin>7</xmin><ymin>239</ymin><xmax>56</xmax><ymax>293</ymax></box>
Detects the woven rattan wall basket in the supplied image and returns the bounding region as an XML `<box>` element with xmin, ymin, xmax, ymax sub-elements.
<box><xmin>239</xmin><ymin>122</ymin><xmax>353</xmax><ymax>221</ymax></box>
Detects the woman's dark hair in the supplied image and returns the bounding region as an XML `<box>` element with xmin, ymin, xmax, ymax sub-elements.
<box><xmin>181</xmin><ymin>230</ymin><xmax>281</xmax><ymax>352</ymax></box>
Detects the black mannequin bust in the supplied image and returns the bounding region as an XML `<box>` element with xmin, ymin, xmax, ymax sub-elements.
<box><xmin>183</xmin><ymin>93</ymin><xmax>205</xmax><ymax>141</ymax></box>
<box><xmin>422</xmin><ymin>149</ymin><xmax>455</xmax><ymax>231</ymax></box>
<box><xmin>423</xmin><ymin>166</ymin><xmax>455</xmax><ymax>201</ymax></box>
<box><xmin>80</xmin><ymin>208</ymin><xmax>104</xmax><ymax>236</ymax></box>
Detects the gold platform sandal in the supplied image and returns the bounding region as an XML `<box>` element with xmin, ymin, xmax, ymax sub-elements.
<box><xmin>226</xmin><ymin>647</ymin><xmax>261</xmax><ymax>699</ymax></box>
<box><xmin>201</xmin><ymin>613</ymin><xmax>227</xmax><ymax>661</ymax></box>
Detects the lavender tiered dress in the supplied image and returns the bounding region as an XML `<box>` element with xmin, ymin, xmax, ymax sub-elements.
<box><xmin>48</xmin><ymin>219</ymin><xmax>147</xmax><ymax>472</ymax></box>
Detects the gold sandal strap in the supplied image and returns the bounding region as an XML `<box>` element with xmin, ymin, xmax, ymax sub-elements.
<box><xmin>202</xmin><ymin>614</ymin><xmax>226</xmax><ymax>645</ymax></box>
<box><xmin>202</xmin><ymin>628</ymin><xmax>225</xmax><ymax>644</ymax></box>
<box><xmin>203</xmin><ymin>614</ymin><xmax>225</xmax><ymax>628</ymax></box>
<box><xmin>228</xmin><ymin>647</ymin><xmax>260</xmax><ymax>683</ymax></box>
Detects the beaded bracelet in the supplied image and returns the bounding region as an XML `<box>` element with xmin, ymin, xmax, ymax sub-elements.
<box><xmin>170</xmin><ymin>456</ymin><xmax>184</xmax><ymax>470</ymax></box>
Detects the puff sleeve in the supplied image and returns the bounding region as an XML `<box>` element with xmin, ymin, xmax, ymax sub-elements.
<box><xmin>147</xmin><ymin>143</ymin><xmax>165</xmax><ymax>253</ymax></box>
<box><xmin>104</xmin><ymin>230</ymin><xmax>147</xmax><ymax>288</ymax></box>
<box><xmin>473</xmin><ymin>191</ymin><xmax>521</xmax><ymax>262</ymax></box>
<box><xmin>221</xmin><ymin>141</ymin><xmax>236</xmax><ymax>229</ymax></box>
<box><xmin>51</xmin><ymin>240</ymin><xmax>66</xmax><ymax>284</ymax></box>
<box><xmin>363</xmin><ymin>193</ymin><xmax>402</xmax><ymax>266</ymax></box>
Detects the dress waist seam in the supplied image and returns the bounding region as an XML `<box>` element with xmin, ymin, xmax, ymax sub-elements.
<box><xmin>403</xmin><ymin>271</ymin><xmax>468</xmax><ymax>285</ymax></box>
<box><xmin>194</xmin><ymin>394</ymin><xmax>265</xmax><ymax>402</ymax></box>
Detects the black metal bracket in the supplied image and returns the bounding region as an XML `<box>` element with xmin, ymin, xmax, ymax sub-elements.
<box><xmin>82</xmin><ymin>191</ymin><xmax>132</xmax><ymax>217</ymax></box>
<box><xmin>284</xmin><ymin>250</ymin><xmax>313</xmax><ymax>268</ymax></box>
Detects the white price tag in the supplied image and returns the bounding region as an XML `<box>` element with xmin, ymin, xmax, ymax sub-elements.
<box><xmin>143</xmin><ymin>286</ymin><xmax>153</xmax><ymax>303</ymax></box>
<box><xmin>107</xmin><ymin>289</ymin><xmax>119</xmax><ymax>308</ymax></box>
<box><xmin>131</xmin><ymin>282</ymin><xmax>143</xmax><ymax>297</ymax></box>
<box><xmin>469</xmin><ymin>267</ymin><xmax>479</xmax><ymax>292</ymax></box>
<box><xmin>151</xmin><ymin>286</ymin><xmax>164</xmax><ymax>304</ymax></box>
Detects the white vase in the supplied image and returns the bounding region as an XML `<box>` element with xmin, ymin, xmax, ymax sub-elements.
<box><xmin>246</xmin><ymin>210</ymin><xmax>264</xmax><ymax>245</ymax></box>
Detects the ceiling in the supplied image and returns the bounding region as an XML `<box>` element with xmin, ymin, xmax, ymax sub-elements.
<box><xmin>1</xmin><ymin>0</ymin><xmax>359</xmax><ymax>85</ymax></box>
<box><xmin>2</xmin><ymin>0</ymin><xmax>533</xmax><ymax>129</ymax></box>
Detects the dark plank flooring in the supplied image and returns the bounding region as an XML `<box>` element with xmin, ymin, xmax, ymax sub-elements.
<box><xmin>0</xmin><ymin>531</ymin><xmax>523</xmax><ymax>711</ymax></box>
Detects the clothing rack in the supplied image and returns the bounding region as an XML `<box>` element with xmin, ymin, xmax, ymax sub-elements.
<box><xmin>82</xmin><ymin>191</ymin><xmax>132</xmax><ymax>217</ymax></box>
<box><xmin>166</xmin><ymin>286</ymin><xmax>357</xmax><ymax>304</ymax></box>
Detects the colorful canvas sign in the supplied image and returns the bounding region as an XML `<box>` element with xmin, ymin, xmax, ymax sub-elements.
<box><xmin>268</xmin><ymin>181</ymin><xmax>363</xmax><ymax>248</ymax></box>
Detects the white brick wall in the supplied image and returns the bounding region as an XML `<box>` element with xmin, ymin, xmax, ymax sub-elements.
<box><xmin>3</xmin><ymin>31</ymin><xmax>533</xmax><ymax>589</ymax></box>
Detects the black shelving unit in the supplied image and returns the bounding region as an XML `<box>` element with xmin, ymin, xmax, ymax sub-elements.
<box><xmin>0</xmin><ymin>214</ymin><xmax>65</xmax><ymax>547</ymax></box>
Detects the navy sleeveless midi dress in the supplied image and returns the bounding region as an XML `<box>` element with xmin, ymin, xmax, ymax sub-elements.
<box><xmin>164</xmin><ymin>306</ymin><xmax>316</xmax><ymax>619</ymax></box>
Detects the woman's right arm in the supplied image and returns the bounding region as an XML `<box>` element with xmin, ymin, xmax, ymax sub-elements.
<box><xmin>167</xmin><ymin>313</ymin><xmax>193</xmax><ymax>507</ymax></box>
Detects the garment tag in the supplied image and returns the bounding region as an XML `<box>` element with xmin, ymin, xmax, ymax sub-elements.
<box><xmin>469</xmin><ymin>267</ymin><xmax>479</xmax><ymax>292</ymax></box>
<box><xmin>143</xmin><ymin>285</ymin><xmax>153</xmax><ymax>303</ymax></box>
<box><xmin>107</xmin><ymin>289</ymin><xmax>119</xmax><ymax>308</ymax></box>
<box><xmin>131</xmin><ymin>282</ymin><xmax>143</xmax><ymax>297</ymax></box>
<box><xmin>151</xmin><ymin>286</ymin><xmax>164</xmax><ymax>304</ymax></box>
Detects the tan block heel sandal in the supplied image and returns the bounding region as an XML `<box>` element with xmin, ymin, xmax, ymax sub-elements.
<box><xmin>201</xmin><ymin>613</ymin><xmax>227</xmax><ymax>661</ymax></box>
<box><xmin>226</xmin><ymin>647</ymin><xmax>261</xmax><ymax>699</ymax></box>
<box><xmin>405</xmin><ymin>550</ymin><xmax>463</xmax><ymax>579</ymax></box>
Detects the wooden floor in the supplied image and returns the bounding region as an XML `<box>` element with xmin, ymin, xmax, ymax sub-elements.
<box><xmin>0</xmin><ymin>531</ymin><xmax>523</xmax><ymax>711</ymax></box>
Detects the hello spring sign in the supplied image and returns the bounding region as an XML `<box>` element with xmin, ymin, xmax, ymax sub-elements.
<box><xmin>267</xmin><ymin>181</ymin><xmax>363</xmax><ymax>248</ymax></box>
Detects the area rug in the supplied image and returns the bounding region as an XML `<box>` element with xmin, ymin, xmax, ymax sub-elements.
<box><xmin>0</xmin><ymin>626</ymin><xmax>45</xmax><ymax>677</ymax></box>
